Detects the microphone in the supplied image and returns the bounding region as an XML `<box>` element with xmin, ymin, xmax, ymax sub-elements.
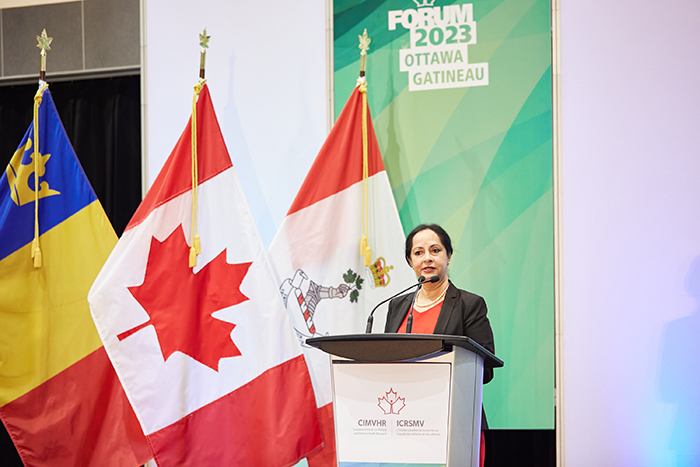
<box><xmin>406</xmin><ymin>275</ymin><xmax>439</xmax><ymax>333</ymax></box>
<box><xmin>365</xmin><ymin>275</ymin><xmax>436</xmax><ymax>333</ymax></box>
<box><xmin>406</xmin><ymin>276</ymin><xmax>440</xmax><ymax>334</ymax></box>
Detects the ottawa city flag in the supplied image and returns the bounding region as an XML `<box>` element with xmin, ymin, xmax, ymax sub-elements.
<box><xmin>0</xmin><ymin>86</ymin><xmax>150</xmax><ymax>467</ymax></box>
<box><xmin>267</xmin><ymin>79</ymin><xmax>415</xmax><ymax>466</ymax></box>
<box><xmin>88</xmin><ymin>84</ymin><xmax>321</xmax><ymax>466</ymax></box>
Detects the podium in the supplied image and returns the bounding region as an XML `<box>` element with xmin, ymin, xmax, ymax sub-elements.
<box><xmin>307</xmin><ymin>334</ymin><xmax>504</xmax><ymax>467</ymax></box>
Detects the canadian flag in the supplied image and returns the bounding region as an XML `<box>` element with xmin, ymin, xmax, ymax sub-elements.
<box><xmin>268</xmin><ymin>79</ymin><xmax>415</xmax><ymax>465</ymax></box>
<box><xmin>88</xmin><ymin>84</ymin><xmax>321</xmax><ymax>466</ymax></box>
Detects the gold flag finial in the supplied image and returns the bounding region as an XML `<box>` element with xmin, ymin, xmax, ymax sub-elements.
<box><xmin>199</xmin><ymin>28</ymin><xmax>210</xmax><ymax>79</ymax></box>
<box><xmin>36</xmin><ymin>29</ymin><xmax>52</xmax><ymax>51</ymax></box>
<box><xmin>358</xmin><ymin>28</ymin><xmax>371</xmax><ymax>77</ymax></box>
<box><xmin>36</xmin><ymin>29</ymin><xmax>52</xmax><ymax>81</ymax></box>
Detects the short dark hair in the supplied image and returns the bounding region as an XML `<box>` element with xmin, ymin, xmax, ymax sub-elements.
<box><xmin>405</xmin><ymin>224</ymin><xmax>453</xmax><ymax>265</ymax></box>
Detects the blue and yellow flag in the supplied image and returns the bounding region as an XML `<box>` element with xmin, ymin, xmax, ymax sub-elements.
<box><xmin>0</xmin><ymin>87</ymin><xmax>150</xmax><ymax>466</ymax></box>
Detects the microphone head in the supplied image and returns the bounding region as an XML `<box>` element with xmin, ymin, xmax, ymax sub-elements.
<box><xmin>418</xmin><ymin>275</ymin><xmax>426</xmax><ymax>283</ymax></box>
<box><xmin>428</xmin><ymin>275</ymin><xmax>440</xmax><ymax>283</ymax></box>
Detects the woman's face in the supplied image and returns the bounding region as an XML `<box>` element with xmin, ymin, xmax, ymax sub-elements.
<box><xmin>408</xmin><ymin>228</ymin><xmax>451</xmax><ymax>282</ymax></box>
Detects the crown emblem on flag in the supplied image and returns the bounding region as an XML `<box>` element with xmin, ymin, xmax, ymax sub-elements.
<box><xmin>6</xmin><ymin>138</ymin><xmax>60</xmax><ymax>206</ymax></box>
<box><xmin>368</xmin><ymin>257</ymin><xmax>393</xmax><ymax>288</ymax></box>
<box><xmin>412</xmin><ymin>0</ymin><xmax>436</xmax><ymax>7</ymax></box>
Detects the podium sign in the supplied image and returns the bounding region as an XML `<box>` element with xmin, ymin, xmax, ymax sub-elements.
<box><xmin>333</xmin><ymin>359</ymin><xmax>451</xmax><ymax>465</ymax></box>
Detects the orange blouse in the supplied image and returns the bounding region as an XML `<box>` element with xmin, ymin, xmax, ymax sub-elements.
<box><xmin>397</xmin><ymin>300</ymin><xmax>444</xmax><ymax>334</ymax></box>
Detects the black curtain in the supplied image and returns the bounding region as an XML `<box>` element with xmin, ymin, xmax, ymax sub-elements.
<box><xmin>0</xmin><ymin>75</ymin><xmax>142</xmax><ymax>236</ymax></box>
<box><xmin>486</xmin><ymin>429</ymin><xmax>556</xmax><ymax>466</ymax></box>
<box><xmin>0</xmin><ymin>75</ymin><xmax>142</xmax><ymax>465</ymax></box>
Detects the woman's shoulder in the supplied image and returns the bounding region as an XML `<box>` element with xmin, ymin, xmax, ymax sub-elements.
<box><xmin>448</xmin><ymin>282</ymin><xmax>486</xmax><ymax>305</ymax></box>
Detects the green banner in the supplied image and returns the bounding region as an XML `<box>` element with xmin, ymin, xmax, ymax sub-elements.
<box><xmin>334</xmin><ymin>0</ymin><xmax>554</xmax><ymax>429</ymax></box>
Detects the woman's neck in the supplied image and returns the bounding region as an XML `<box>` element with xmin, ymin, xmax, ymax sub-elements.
<box><xmin>423</xmin><ymin>275</ymin><xmax>448</xmax><ymax>292</ymax></box>
<box><xmin>418</xmin><ymin>277</ymin><xmax>449</xmax><ymax>303</ymax></box>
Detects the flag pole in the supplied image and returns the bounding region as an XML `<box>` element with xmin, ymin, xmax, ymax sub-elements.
<box><xmin>37</xmin><ymin>29</ymin><xmax>51</xmax><ymax>82</ymax></box>
<box><xmin>189</xmin><ymin>29</ymin><xmax>210</xmax><ymax>268</ymax></box>
<box><xmin>199</xmin><ymin>28</ymin><xmax>210</xmax><ymax>79</ymax></box>
<box><xmin>359</xmin><ymin>28</ymin><xmax>369</xmax><ymax>78</ymax></box>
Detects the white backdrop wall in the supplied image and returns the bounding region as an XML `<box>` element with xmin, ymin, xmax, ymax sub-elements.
<box><xmin>145</xmin><ymin>0</ymin><xmax>328</xmax><ymax>247</ymax></box>
<box><xmin>561</xmin><ymin>0</ymin><xmax>700</xmax><ymax>466</ymax></box>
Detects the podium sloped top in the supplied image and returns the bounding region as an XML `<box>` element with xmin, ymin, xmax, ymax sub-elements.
<box><xmin>306</xmin><ymin>334</ymin><xmax>504</xmax><ymax>368</ymax></box>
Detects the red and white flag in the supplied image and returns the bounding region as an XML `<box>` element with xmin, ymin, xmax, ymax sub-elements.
<box><xmin>268</xmin><ymin>79</ymin><xmax>415</xmax><ymax>465</ymax></box>
<box><xmin>88</xmin><ymin>84</ymin><xmax>321</xmax><ymax>466</ymax></box>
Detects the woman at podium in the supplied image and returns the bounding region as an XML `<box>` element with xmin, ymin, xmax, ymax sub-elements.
<box><xmin>384</xmin><ymin>223</ymin><xmax>495</xmax><ymax>467</ymax></box>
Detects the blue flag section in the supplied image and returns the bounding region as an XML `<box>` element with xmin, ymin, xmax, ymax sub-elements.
<box><xmin>0</xmin><ymin>88</ymin><xmax>97</xmax><ymax>262</ymax></box>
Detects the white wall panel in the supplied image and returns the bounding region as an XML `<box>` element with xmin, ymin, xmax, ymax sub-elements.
<box><xmin>144</xmin><ymin>0</ymin><xmax>327</xmax><ymax>246</ymax></box>
<box><xmin>561</xmin><ymin>1</ymin><xmax>700</xmax><ymax>465</ymax></box>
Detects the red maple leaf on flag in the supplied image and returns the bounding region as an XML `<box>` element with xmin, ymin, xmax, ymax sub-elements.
<box><xmin>117</xmin><ymin>225</ymin><xmax>251</xmax><ymax>371</ymax></box>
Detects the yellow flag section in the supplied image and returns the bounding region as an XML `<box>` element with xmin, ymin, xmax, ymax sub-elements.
<box><xmin>0</xmin><ymin>87</ymin><xmax>150</xmax><ymax>466</ymax></box>
<box><xmin>0</xmin><ymin>204</ymin><xmax>109</xmax><ymax>394</ymax></box>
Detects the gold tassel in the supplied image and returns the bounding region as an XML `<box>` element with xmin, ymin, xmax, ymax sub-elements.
<box><xmin>189</xmin><ymin>246</ymin><xmax>197</xmax><ymax>268</ymax></box>
<box><xmin>361</xmin><ymin>235</ymin><xmax>371</xmax><ymax>267</ymax></box>
<box><xmin>189</xmin><ymin>78</ymin><xmax>206</xmax><ymax>268</ymax></box>
<box><xmin>31</xmin><ymin>83</ymin><xmax>49</xmax><ymax>269</ymax></box>
<box><xmin>194</xmin><ymin>234</ymin><xmax>201</xmax><ymax>255</ymax></box>
<box><xmin>359</xmin><ymin>79</ymin><xmax>371</xmax><ymax>267</ymax></box>
<box><xmin>31</xmin><ymin>237</ymin><xmax>42</xmax><ymax>267</ymax></box>
<box><xmin>33</xmin><ymin>247</ymin><xmax>42</xmax><ymax>268</ymax></box>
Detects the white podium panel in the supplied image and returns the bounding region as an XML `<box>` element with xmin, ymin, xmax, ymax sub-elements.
<box><xmin>333</xmin><ymin>361</ymin><xmax>451</xmax><ymax>466</ymax></box>
<box><xmin>308</xmin><ymin>335</ymin><xmax>500</xmax><ymax>467</ymax></box>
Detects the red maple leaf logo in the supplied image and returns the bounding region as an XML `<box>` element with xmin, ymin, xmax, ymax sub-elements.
<box><xmin>378</xmin><ymin>388</ymin><xmax>406</xmax><ymax>415</ymax></box>
<box><xmin>117</xmin><ymin>225</ymin><xmax>251</xmax><ymax>371</ymax></box>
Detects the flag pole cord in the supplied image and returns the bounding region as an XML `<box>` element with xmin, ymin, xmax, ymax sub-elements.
<box><xmin>358</xmin><ymin>78</ymin><xmax>371</xmax><ymax>267</ymax></box>
<box><xmin>358</xmin><ymin>29</ymin><xmax>372</xmax><ymax>267</ymax></box>
<box><xmin>190</xmin><ymin>79</ymin><xmax>206</xmax><ymax>268</ymax></box>
<box><xmin>31</xmin><ymin>83</ymin><xmax>49</xmax><ymax>268</ymax></box>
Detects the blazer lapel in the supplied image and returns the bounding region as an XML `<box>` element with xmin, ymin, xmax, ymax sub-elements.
<box><xmin>388</xmin><ymin>294</ymin><xmax>412</xmax><ymax>332</ymax></box>
<box><xmin>433</xmin><ymin>281</ymin><xmax>459</xmax><ymax>335</ymax></box>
